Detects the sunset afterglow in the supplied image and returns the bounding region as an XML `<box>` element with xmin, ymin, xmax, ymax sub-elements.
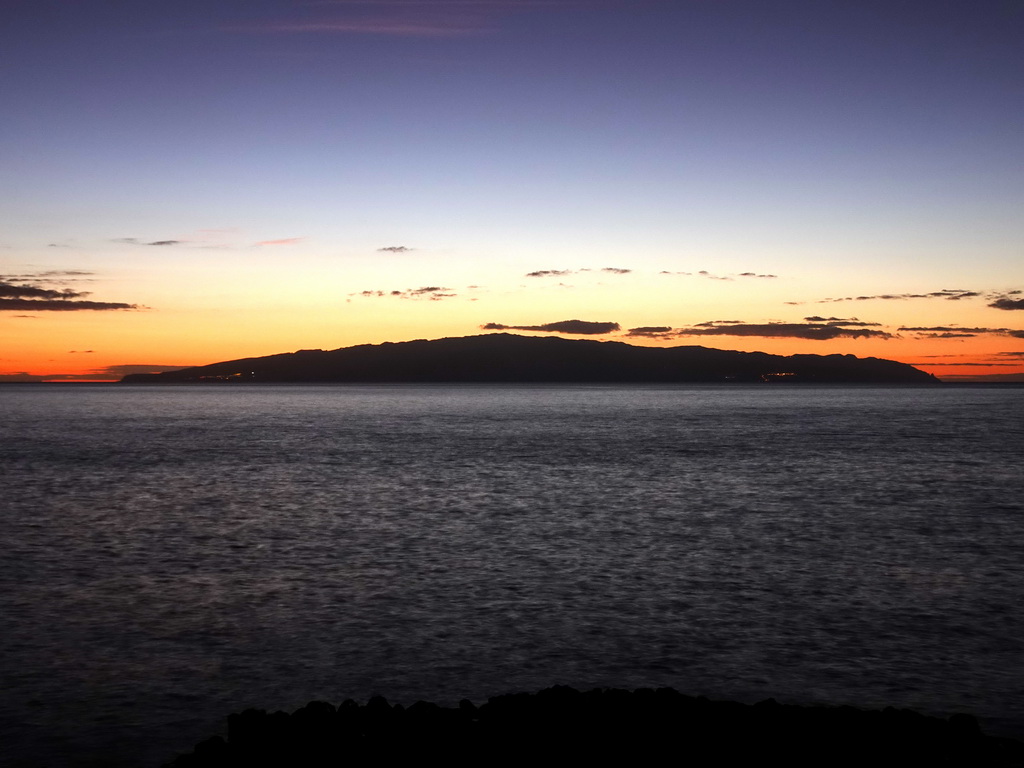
<box><xmin>2</xmin><ymin>1</ymin><xmax>1021</xmax><ymax>381</ymax></box>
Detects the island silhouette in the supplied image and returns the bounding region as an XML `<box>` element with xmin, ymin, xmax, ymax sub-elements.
<box><xmin>122</xmin><ymin>333</ymin><xmax>938</xmax><ymax>385</ymax></box>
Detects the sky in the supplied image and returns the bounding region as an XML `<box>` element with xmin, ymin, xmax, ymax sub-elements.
<box><xmin>2</xmin><ymin>0</ymin><xmax>1022</xmax><ymax>381</ymax></box>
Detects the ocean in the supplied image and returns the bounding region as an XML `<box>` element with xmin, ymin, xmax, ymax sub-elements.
<box><xmin>1</xmin><ymin>383</ymin><xmax>1022</xmax><ymax>766</ymax></box>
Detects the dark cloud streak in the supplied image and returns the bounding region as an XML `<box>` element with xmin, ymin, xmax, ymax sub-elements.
<box><xmin>0</xmin><ymin>298</ymin><xmax>138</xmax><ymax>311</ymax></box>
<box><xmin>990</xmin><ymin>298</ymin><xmax>1024</xmax><ymax>310</ymax></box>
<box><xmin>482</xmin><ymin>319</ymin><xmax>620</xmax><ymax>335</ymax></box>
<box><xmin>628</xmin><ymin>321</ymin><xmax>892</xmax><ymax>341</ymax></box>
<box><xmin>0</xmin><ymin>277</ymin><xmax>138</xmax><ymax>312</ymax></box>
<box><xmin>0</xmin><ymin>280</ymin><xmax>86</xmax><ymax>300</ymax></box>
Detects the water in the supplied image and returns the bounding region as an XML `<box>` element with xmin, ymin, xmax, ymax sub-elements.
<box><xmin>1</xmin><ymin>384</ymin><xmax>1022</xmax><ymax>766</ymax></box>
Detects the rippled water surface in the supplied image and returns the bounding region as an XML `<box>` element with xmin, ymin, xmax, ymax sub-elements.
<box><xmin>2</xmin><ymin>384</ymin><xmax>1023</xmax><ymax>766</ymax></box>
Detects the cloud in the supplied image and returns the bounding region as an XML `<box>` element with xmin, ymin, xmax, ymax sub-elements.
<box><xmin>659</xmin><ymin>270</ymin><xmax>776</xmax><ymax>280</ymax></box>
<box><xmin>628</xmin><ymin>321</ymin><xmax>893</xmax><ymax>341</ymax></box>
<box><xmin>0</xmin><ymin>277</ymin><xmax>139</xmax><ymax>312</ymax></box>
<box><xmin>682</xmin><ymin>323</ymin><xmax>892</xmax><ymax>340</ymax></box>
<box><xmin>802</xmin><ymin>316</ymin><xmax>883</xmax><ymax>327</ymax></box>
<box><xmin>525</xmin><ymin>267</ymin><xmax>632</xmax><ymax>277</ymax></box>
<box><xmin>378</xmin><ymin>246</ymin><xmax>413</xmax><ymax>253</ymax></box>
<box><xmin>31</xmin><ymin>364</ymin><xmax>189</xmax><ymax>382</ymax></box>
<box><xmin>0</xmin><ymin>373</ymin><xmax>43</xmax><ymax>382</ymax></box>
<box><xmin>898</xmin><ymin>326</ymin><xmax>997</xmax><ymax>332</ymax></box>
<box><xmin>625</xmin><ymin>326</ymin><xmax>674</xmax><ymax>338</ymax></box>
<box><xmin>482</xmin><ymin>319</ymin><xmax>620</xmax><ymax>335</ymax></box>
<box><xmin>33</xmin><ymin>270</ymin><xmax>93</xmax><ymax>278</ymax></box>
<box><xmin>811</xmin><ymin>289</ymin><xmax>982</xmax><ymax>304</ymax></box>
<box><xmin>407</xmin><ymin>285</ymin><xmax>450</xmax><ymax>296</ymax></box>
<box><xmin>20</xmin><ymin>364</ymin><xmax>186</xmax><ymax>382</ymax></box>
<box><xmin>354</xmin><ymin>286</ymin><xmax>456</xmax><ymax>300</ymax></box>
<box><xmin>255</xmin><ymin>237</ymin><xmax>305</xmax><ymax>246</ymax></box>
<box><xmin>898</xmin><ymin>325</ymin><xmax>1024</xmax><ymax>339</ymax></box>
<box><xmin>990</xmin><ymin>297</ymin><xmax>1024</xmax><ymax>310</ymax></box>
<box><xmin>0</xmin><ymin>280</ymin><xmax>86</xmax><ymax>300</ymax></box>
<box><xmin>113</xmin><ymin>237</ymin><xmax>184</xmax><ymax>246</ymax></box>
<box><xmin>93</xmin><ymin>364</ymin><xmax>188</xmax><ymax>377</ymax></box>
<box><xmin>0</xmin><ymin>299</ymin><xmax>139</xmax><ymax>311</ymax></box>
<box><xmin>526</xmin><ymin>269</ymin><xmax>573</xmax><ymax>277</ymax></box>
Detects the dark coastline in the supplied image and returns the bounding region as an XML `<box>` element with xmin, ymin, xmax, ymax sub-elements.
<box><xmin>167</xmin><ymin>686</ymin><xmax>1024</xmax><ymax>767</ymax></box>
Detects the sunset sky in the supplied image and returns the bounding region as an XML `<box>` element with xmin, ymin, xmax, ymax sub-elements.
<box><xmin>2</xmin><ymin>0</ymin><xmax>1022</xmax><ymax>381</ymax></box>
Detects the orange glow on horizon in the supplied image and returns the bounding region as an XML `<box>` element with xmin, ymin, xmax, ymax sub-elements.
<box><xmin>5</xmin><ymin>328</ymin><xmax>1020</xmax><ymax>383</ymax></box>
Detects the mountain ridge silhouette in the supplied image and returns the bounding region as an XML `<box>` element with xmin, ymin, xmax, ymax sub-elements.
<box><xmin>121</xmin><ymin>333</ymin><xmax>938</xmax><ymax>384</ymax></box>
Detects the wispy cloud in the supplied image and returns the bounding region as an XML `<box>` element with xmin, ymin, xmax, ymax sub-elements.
<box><xmin>795</xmin><ymin>288</ymin><xmax>983</xmax><ymax>305</ymax></box>
<box><xmin>525</xmin><ymin>267</ymin><xmax>631</xmax><ymax>277</ymax></box>
<box><xmin>354</xmin><ymin>286</ymin><xmax>456</xmax><ymax>300</ymax></box>
<box><xmin>113</xmin><ymin>237</ymin><xmax>185</xmax><ymax>246</ymax></box>
<box><xmin>526</xmin><ymin>269</ymin><xmax>574</xmax><ymax>277</ymax></box>
<box><xmin>483</xmin><ymin>319</ymin><xmax>620</xmax><ymax>335</ymax></box>
<box><xmin>659</xmin><ymin>270</ymin><xmax>777</xmax><ymax>280</ymax></box>
<box><xmin>232</xmin><ymin>0</ymin><xmax>584</xmax><ymax>38</ymax></box>
<box><xmin>898</xmin><ymin>325</ymin><xmax>1024</xmax><ymax>339</ymax></box>
<box><xmin>378</xmin><ymin>245</ymin><xmax>414</xmax><ymax>253</ymax></box>
<box><xmin>803</xmin><ymin>316</ymin><xmax>883</xmax><ymax>327</ymax></box>
<box><xmin>255</xmin><ymin>237</ymin><xmax>305</xmax><ymax>246</ymax></box>
<box><xmin>909</xmin><ymin>362</ymin><xmax>1021</xmax><ymax>367</ymax></box>
<box><xmin>31</xmin><ymin>270</ymin><xmax>94</xmax><ymax>278</ymax></box>
<box><xmin>31</xmin><ymin>364</ymin><xmax>189</xmax><ymax>382</ymax></box>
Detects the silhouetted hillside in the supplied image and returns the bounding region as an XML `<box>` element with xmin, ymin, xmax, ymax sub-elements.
<box><xmin>122</xmin><ymin>333</ymin><xmax>939</xmax><ymax>384</ymax></box>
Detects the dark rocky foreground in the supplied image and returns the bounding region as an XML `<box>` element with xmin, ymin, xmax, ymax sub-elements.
<box><xmin>168</xmin><ymin>686</ymin><xmax>1023</xmax><ymax>767</ymax></box>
